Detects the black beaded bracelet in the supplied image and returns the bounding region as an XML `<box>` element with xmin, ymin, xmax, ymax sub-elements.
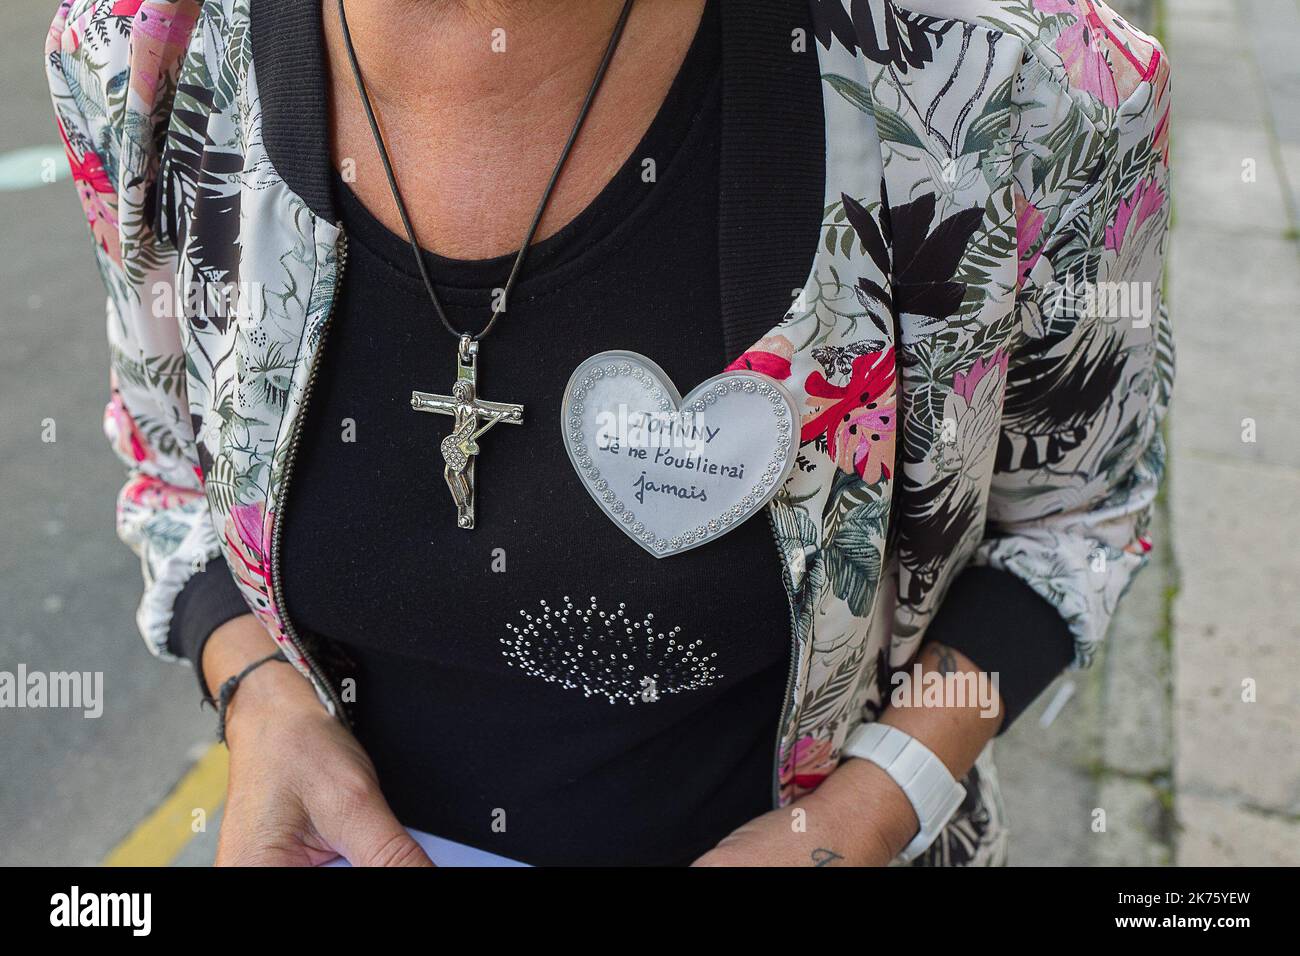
<box><xmin>204</xmin><ymin>650</ymin><xmax>288</xmax><ymax>744</ymax></box>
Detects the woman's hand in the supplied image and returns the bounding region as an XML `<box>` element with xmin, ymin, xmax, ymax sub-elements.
<box><xmin>691</xmin><ymin>758</ymin><xmax>914</xmax><ymax>867</ymax></box>
<box><xmin>693</xmin><ymin>642</ymin><xmax>1001</xmax><ymax>867</ymax></box>
<box><xmin>207</xmin><ymin>616</ymin><xmax>433</xmax><ymax>867</ymax></box>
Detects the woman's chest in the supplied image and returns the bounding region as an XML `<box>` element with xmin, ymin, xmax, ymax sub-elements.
<box><xmin>279</xmin><ymin>161</ymin><xmax>792</xmax><ymax>691</ymax></box>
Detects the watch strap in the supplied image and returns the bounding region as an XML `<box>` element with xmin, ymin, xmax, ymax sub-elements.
<box><xmin>841</xmin><ymin>722</ymin><xmax>966</xmax><ymax>863</ymax></box>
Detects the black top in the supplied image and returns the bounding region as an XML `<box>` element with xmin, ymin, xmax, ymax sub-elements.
<box><xmin>169</xmin><ymin>0</ymin><xmax>1075</xmax><ymax>866</ymax></box>
<box><xmin>285</xmin><ymin>2</ymin><xmax>799</xmax><ymax>867</ymax></box>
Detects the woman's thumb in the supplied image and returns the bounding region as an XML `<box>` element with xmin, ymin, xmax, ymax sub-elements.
<box><xmin>331</xmin><ymin>790</ymin><xmax>435</xmax><ymax>867</ymax></box>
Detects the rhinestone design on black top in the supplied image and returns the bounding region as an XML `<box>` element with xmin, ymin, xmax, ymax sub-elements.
<box><xmin>501</xmin><ymin>596</ymin><xmax>721</xmax><ymax>704</ymax></box>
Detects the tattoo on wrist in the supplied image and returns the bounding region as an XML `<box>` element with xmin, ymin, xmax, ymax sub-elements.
<box><xmin>810</xmin><ymin>847</ymin><xmax>843</xmax><ymax>867</ymax></box>
<box><xmin>931</xmin><ymin>642</ymin><xmax>959</xmax><ymax>676</ymax></box>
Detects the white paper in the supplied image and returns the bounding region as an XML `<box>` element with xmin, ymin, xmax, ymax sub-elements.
<box><xmin>322</xmin><ymin>828</ymin><xmax>530</xmax><ymax>867</ymax></box>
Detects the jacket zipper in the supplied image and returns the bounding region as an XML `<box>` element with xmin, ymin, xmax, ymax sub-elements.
<box><xmin>766</xmin><ymin>506</ymin><xmax>801</xmax><ymax>808</ymax></box>
<box><xmin>268</xmin><ymin>227</ymin><xmax>351</xmax><ymax>725</ymax></box>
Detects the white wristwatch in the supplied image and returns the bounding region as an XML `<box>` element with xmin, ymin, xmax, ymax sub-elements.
<box><xmin>841</xmin><ymin>722</ymin><xmax>966</xmax><ymax>863</ymax></box>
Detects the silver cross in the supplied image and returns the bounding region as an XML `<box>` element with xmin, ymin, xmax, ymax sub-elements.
<box><xmin>410</xmin><ymin>335</ymin><xmax>523</xmax><ymax>529</ymax></box>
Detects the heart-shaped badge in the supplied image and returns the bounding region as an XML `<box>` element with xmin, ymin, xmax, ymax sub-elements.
<box><xmin>561</xmin><ymin>351</ymin><xmax>799</xmax><ymax>558</ymax></box>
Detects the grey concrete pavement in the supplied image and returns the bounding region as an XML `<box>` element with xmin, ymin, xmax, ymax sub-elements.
<box><xmin>997</xmin><ymin>0</ymin><xmax>1300</xmax><ymax>868</ymax></box>
<box><xmin>1164</xmin><ymin>0</ymin><xmax>1300</xmax><ymax>865</ymax></box>
<box><xmin>997</xmin><ymin>500</ymin><xmax>1176</xmax><ymax>866</ymax></box>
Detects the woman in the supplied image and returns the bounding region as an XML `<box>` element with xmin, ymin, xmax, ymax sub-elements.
<box><xmin>47</xmin><ymin>0</ymin><xmax>1172</xmax><ymax>866</ymax></box>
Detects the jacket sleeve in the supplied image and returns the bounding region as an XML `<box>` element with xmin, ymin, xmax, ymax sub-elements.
<box><xmin>968</xmin><ymin>27</ymin><xmax>1174</xmax><ymax>668</ymax></box>
<box><xmin>45</xmin><ymin>0</ymin><xmax>238</xmax><ymax>659</ymax></box>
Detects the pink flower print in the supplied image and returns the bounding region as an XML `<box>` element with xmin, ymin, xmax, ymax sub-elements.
<box><xmin>943</xmin><ymin>349</ymin><xmax>1010</xmax><ymax>482</ymax></box>
<box><xmin>103</xmin><ymin>390</ymin><xmax>150</xmax><ymax>465</ymax></box>
<box><xmin>953</xmin><ymin>349</ymin><xmax>1010</xmax><ymax>405</ymax></box>
<box><xmin>1105</xmin><ymin>176</ymin><xmax>1166</xmax><ymax>253</ymax></box>
<box><xmin>122</xmin><ymin>1</ymin><xmax>201</xmax><ymax>111</ymax></box>
<box><xmin>221</xmin><ymin>501</ymin><xmax>268</xmax><ymax>597</ymax></box>
<box><xmin>229</xmin><ymin>502</ymin><xmax>265</xmax><ymax>560</ymax></box>
<box><xmin>801</xmin><ymin>348</ymin><xmax>898</xmax><ymax>484</ymax></box>
<box><xmin>726</xmin><ymin>334</ymin><xmax>795</xmax><ymax>380</ymax></box>
<box><xmin>780</xmin><ymin>735</ymin><xmax>837</xmax><ymax>795</ymax></box>
<box><xmin>1015</xmin><ymin>191</ymin><xmax>1046</xmax><ymax>290</ymax></box>
<box><xmin>1034</xmin><ymin>0</ymin><xmax>1163</xmax><ymax>108</ymax></box>
<box><xmin>120</xmin><ymin>474</ymin><xmax>201</xmax><ymax>512</ymax></box>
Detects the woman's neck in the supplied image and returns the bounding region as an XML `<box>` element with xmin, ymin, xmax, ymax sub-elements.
<box><xmin>325</xmin><ymin>0</ymin><xmax>706</xmax><ymax>259</ymax></box>
<box><xmin>334</xmin><ymin>0</ymin><xmax>629</xmax><ymax>111</ymax></box>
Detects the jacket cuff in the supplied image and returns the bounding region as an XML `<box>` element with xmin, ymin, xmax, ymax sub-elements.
<box><xmin>922</xmin><ymin>565</ymin><xmax>1074</xmax><ymax>733</ymax></box>
<box><xmin>166</xmin><ymin>560</ymin><xmax>251</xmax><ymax>699</ymax></box>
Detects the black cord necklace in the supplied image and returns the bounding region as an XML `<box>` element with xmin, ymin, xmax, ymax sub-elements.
<box><xmin>335</xmin><ymin>0</ymin><xmax>636</xmax><ymax>530</ymax></box>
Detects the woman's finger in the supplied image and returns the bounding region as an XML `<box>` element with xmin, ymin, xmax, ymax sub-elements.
<box><xmin>326</xmin><ymin>786</ymin><xmax>434</xmax><ymax>867</ymax></box>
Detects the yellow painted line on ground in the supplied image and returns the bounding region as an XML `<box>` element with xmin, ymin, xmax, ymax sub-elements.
<box><xmin>103</xmin><ymin>743</ymin><xmax>228</xmax><ymax>867</ymax></box>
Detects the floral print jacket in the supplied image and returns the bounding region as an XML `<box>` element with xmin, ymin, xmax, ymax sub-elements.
<box><xmin>48</xmin><ymin>0</ymin><xmax>1171</xmax><ymax>865</ymax></box>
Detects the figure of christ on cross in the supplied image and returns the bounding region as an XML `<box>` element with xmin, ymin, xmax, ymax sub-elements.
<box><xmin>410</xmin><ymin>337</ymin><xmax>523</xmax><ymax>530</ymax></box>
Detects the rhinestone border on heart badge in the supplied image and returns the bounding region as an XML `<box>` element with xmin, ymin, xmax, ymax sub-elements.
<box><xmin>561</xmin><ymin>350</ymin><xmax>799</xmax><ymax>558</ymax></box>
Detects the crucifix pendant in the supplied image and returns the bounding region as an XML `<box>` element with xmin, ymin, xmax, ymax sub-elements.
<box><xmin>410</xmin><ymin>335</ymin><xmax>524</xmax><ymax>530</ymax></box>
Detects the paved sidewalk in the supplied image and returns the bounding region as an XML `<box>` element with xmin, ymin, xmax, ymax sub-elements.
<box><xmin>998</xmin><ymin>0</ymin><xmax>1300</xmax><ymax>866</ymax></box>
<box><xmin>998</xmin><ymin>506</ymin><xmax>1175</xmax><ymax>866</ymax></box>
<box><xmin>1164</xmin><ymin>0</ymin><xmax>1300</xmax><ymax>865</ymax></box>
